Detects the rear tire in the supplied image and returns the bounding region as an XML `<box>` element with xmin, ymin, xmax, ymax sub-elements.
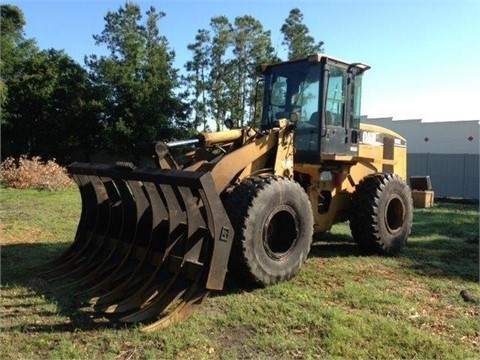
<box><xmin>224</xmin><ymin>176</ymin><xmax>314</xmax><ymax>286</ymax></box>
<box><xmin>349</xmin><ymin>173</ymin><xmax>413</xmax><ymax>255</ymax></box>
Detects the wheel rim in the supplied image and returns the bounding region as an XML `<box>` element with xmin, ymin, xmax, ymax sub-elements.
<box><xmin>263</xmin><ymin>205</ymin><xmax>299</xmax><ymax>260</ymax></box>
<box><xmin>385</xmin><ymin>195</ymin><xmax>405</xmax><ymax>234</ymax></box>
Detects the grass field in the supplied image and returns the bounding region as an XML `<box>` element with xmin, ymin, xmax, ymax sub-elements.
<box><xmin>1</xmin><ymin>187</ymin><xmax>479</xmax><ymax>359</ymax></box>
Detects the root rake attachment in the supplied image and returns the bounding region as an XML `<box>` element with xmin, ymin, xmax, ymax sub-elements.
<box><xmin>37</xmin><ymin>162</ymin><xmax>233</xmax><ymax>331</ymax></box>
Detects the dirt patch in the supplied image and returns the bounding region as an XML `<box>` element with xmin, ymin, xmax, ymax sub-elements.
<box><xmin>0</xmin><ymin>223</ymin><xmax>53</xmax><ymax>245</ymax></box>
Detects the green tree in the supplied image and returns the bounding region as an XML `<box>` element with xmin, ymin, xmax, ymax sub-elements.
<box><xmin>1</xmin><ymin>5</ymin><xmax>100</xmax><ymax>162</ymax></box>
<box><xmin>185</xmin><ymin>17</ymin><xmax>233</xmax><ymax>132</ymax></box>
<box><xmin>2</xmin><ymin>49</ymin><xmax>102</xmax><ymax>162</ymax></box>
<box><xmin>208</xmin><ymin>16</ymin><xmax>233</xmax><ymax>131</ymax></box>
<box><xmin>231</xmin><ymin>15</ymin><xmax>275</xmax><ymax>127</ymax></box>
<box><xmin>0</xmin><ymin>5</ymin><xmax>36</xmax><ymax>114</ymax></box>
<box><xmin>185</xmin><ymin>29</ymin><xmax>211</xmax><ymax>131</ymax></box>
<box><xmin>86</xmin><ymin>2</ymin><xmax>188</xmax><ymax>155</ymax></box>
<box><xmin>281</xmin><ymin>8</ymin><xmax>324</xmax><ymax>60</ymax></box>
<box><xmin>184</xmin><ymin>15</ymin><xmax>276</xmax><ymax>130</ymax></box>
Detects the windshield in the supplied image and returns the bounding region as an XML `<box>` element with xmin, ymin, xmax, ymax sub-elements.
<box><xmin>261</xmin><ymin>60</ymin><xmax>321</xmax><ymax>128</ymax></box>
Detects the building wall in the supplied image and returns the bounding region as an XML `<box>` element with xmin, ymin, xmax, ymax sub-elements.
<box><xmin>362</xmin><ymin>117</ymin><xmax>479</xmax><ymax>154</ymax></box>
<box><xmin>362</xmin><ymin>117</ymin><xmax>480</xmax><ymax>199</ymax></box>
<box><xmin>408</xmin><ymin>153</ymin><xmax>479</xmax><ymax>199</ymax></box>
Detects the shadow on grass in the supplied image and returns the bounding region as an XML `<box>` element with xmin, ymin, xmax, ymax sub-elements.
<box><xmin>314</xmin><ymin>229</ymin><xmax>478</xmax><ymax>282</ymax></box>
<box><xmin>1</xmin><ymin>243</ymin><xmax>138</xmax><ymax>333</ymax></box>
<box><xmin>310</xmin><ymin>232</ymin><xmax>362</xmax><ymax>258</ymax></box>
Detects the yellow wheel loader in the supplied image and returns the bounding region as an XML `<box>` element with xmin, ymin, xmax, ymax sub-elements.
<box><xmin>37</xmin><ymin>54</ymin><xmax>413</xmax><ymax>331</ymax></box>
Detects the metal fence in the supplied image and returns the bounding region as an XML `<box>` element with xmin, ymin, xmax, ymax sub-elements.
<box><xmin>407</xmin><ymin>153</ymin><xmax>479</xmax><ymax>200</ymax></box>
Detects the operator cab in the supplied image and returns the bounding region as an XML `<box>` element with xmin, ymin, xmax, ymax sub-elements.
<box><xmin>260</xmin><ymin>54</ymin><xmax>370</xmax><ymax>163</ymax></box>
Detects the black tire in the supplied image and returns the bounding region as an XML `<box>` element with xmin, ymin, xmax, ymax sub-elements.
<box><xmin>349</xmin><ymin>173</ymin><xmax>413</xmax><ymax>255</ymax></box>
<box><xmin>224</xmin><ymin>176</ymin><xmax>314</xmax><ymax>286</ymax></box>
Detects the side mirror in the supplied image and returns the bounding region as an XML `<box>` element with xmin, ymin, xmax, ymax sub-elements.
<box><xmin>224</xmin><ymin>118</ymin><xmax>233</xmax><ymax>130</ymax></box>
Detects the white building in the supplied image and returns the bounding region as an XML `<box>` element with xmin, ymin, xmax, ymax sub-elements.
<box><xmin>362</xmin><ymin>117</ymin><xmax>479</xmax><ymax>200</ymax></box>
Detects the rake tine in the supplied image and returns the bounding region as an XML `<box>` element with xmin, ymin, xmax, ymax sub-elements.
<box><xmin>45</xmin><ymin>176</ymin><xmax>121</xmax><ymax>282</ymax></box>
<box><xmin>140</xmin><ymin>284</ymin><xmax>209</xmax><ymax>332</ymax></box>
<box><xmin>117</xmin><ymin>186</ymin><xmax>208</xmax><ymax>323</ymax></box>
<box><xmin>39</xmin><ymin>175</ymin><xmax>109</xmax><ymax>277</ymax></box>
<box><xmin>78</xmin><ymin>179</ymin><xmax>153</xmax><ymax>297</ymax></box>
<box><xmin>119</xmin><ymin>283</ymin><xmax>188</xmax><ymax>323</ymax></box>
<box><xmin>90</xmin><ymin>182</ymin><xmax>169</xmax><ymax>306</ymax></box>
<box><xmin>33</xmin><ymin>174</ymin><xmax>91</xmax><ymax>271</ymax></box>
<box><xmin>118</xmin><ymin>257</ymin><xmax>204</xmax><ymax>323</ymax></box>
<box><xmin>99</xmin><ymin>183</ymin><xmax>187</xmax><ymax>314</ymax></box>
<box><xmin>67</xmin><ymin>178</ymin><xmax>136</xmax><ymax>288</ymax></box>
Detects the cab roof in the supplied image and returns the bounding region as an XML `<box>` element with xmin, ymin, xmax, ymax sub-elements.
<box><xmin>259</xmin><ymin>54</ymin><xmax>370</xmax><ymax>74</ymax></box>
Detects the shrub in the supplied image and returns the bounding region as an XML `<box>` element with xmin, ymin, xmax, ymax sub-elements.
<box><xmin>0</xmin><ymin>155</ymin><xmax>74</xmax><ymax>191</ymax></box>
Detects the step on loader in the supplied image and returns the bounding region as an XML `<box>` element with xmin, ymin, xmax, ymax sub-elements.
<box><xmin>37</xmin><ymin>54</ymin><xmax>413</xmax><ymax>331</ymax></box>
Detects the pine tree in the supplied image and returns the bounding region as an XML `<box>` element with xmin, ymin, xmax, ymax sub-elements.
<box><xmin>86</xmin><ymin>3</ymin><xmax>188</xmax><ymax>154</ymax></box>
<box><xmin>281</xmin><ymin>8</ymin><xmax>324</xmax><ymax>60</ymax></box>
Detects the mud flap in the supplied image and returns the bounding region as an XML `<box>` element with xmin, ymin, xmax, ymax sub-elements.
<box><xmin>37</xmin><ymin>162</ymin><xmax>234</xmax><ymax>331</ymax></box>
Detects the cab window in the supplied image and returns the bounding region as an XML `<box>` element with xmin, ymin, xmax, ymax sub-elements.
<box><xmin>350</xmin><ymin>74</ymin><xmax>362</xmax><ymax>129</ymax></box>
<box><xmin>294</xmin><ymin>65</ymin><xmax>321</xmax><ymax>152</ymax></box>
<box><xmin>326</xmin><ymin>66</ymin><xmax>347</xmax><ymax>127</ymax></box>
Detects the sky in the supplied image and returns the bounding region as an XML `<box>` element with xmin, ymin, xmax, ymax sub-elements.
<box><xmin>6</xmin><ymin>0</ymin><xmax>480</xmax><ymax>122</ymax></box>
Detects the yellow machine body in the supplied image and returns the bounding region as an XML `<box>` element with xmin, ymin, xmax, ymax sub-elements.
<box><xmin>38</xmin><ymin>54</ymin><xmax>413</xmax><ymax>331</ymax></box>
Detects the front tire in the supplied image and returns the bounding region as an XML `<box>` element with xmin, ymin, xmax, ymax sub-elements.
<box><xmin>224</xmin><ymin>176</ymin><xmax>314</xmax><ymax>286</ymax></box>
<box><xmin>349</xmin><ymin>173</ymin><xmax>413</xmax><ymax>255</ymax></box>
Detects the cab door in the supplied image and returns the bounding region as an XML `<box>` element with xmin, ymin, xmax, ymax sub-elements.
<box><xmin>321</xmin><ymin>61</ymin><xmax>360</xmax><ymax>157</ymax></box>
